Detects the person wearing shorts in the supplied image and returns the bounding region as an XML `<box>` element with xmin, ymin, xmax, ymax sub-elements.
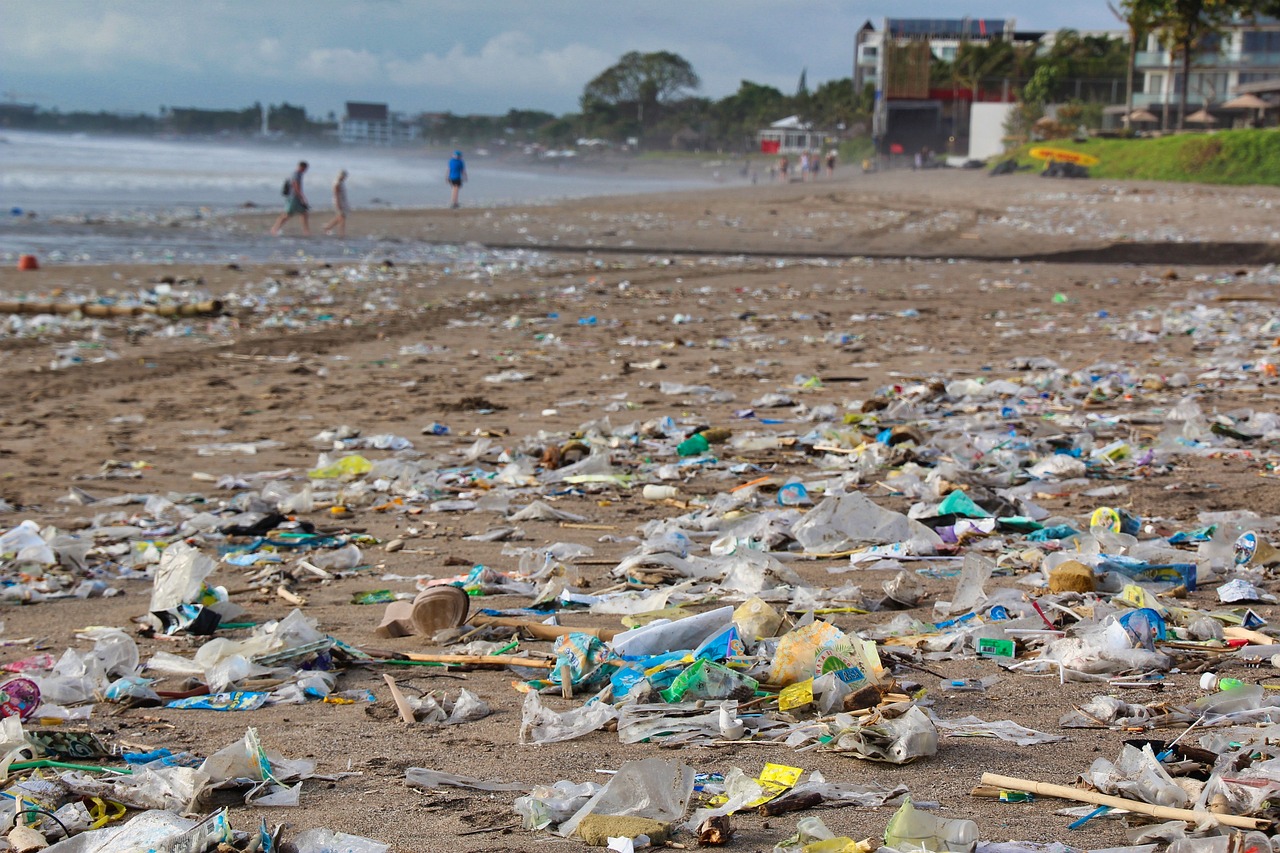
<box><xmin>447</xmin><ymin>151</ymin><xmax>466</xmax><ymax>208</ymax></box>
<box><xmin>270</xmin><ymin>161</ymin><xmax>310</xmax><ymax>236</ymax></box>
<box><xmin>322</xmin><ymin>169</ymin><xmax>349</xmax><ymax>237</ymax></box>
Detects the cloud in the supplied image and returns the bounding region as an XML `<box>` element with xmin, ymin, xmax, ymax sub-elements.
<box><xmin>296</xmin><ymin>47</ymin><xmax>384</xmax><ymax>84</ymax></box>
<box><xmin>4</xmin><ymin>8</ymin><xmax>206</xmax><ymax>72</ymax></box>
<box><xmin>385</xmin><ymin>32</ymin><xmax>613</xmax><ymax>105</ymax></box>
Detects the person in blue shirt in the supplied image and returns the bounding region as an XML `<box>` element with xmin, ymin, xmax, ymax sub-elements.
<box><xmin>447</xmin><ymin>151</ymin><xmax>467</xmax><ymax>209</ymax></box>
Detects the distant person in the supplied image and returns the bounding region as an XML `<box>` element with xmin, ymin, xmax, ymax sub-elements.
<box><xmin>270</xmin><ymin>160</ymin><xmax>310</xmax><ymax>236</ymax></box>
<box><xmin>825</xmin><ymin>149</ymin><xmax>837</xmax><ymax>177</ymax></box>
<box><xmin>447</xmin><ymin>150</ymin><xmax>467</xmax><ymax>208</ymax></box>
<box><xmin>777</xmin><ymin>155</ymin><xmax>789</xmax><ymax>182</ymax></box>
<box><xmin>321</xmin><ymin>169</ymin><xmax>349</xmax><ymax>238</ymax></box>
<box><xmin>798</xmin><ymin>151</ymin><xmax>810</xmax><ymax>181</ymax></box>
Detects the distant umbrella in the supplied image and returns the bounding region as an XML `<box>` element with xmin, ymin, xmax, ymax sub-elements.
<box><xmin>1186</xmin><ymin>108</ymin><xmax>1218</xmax><ymax>125</ymax></box>
<box><xmin>1127</xmin><ymin>108</ymin><xmax>1159</xmax><ymax>123</ymax></box>
<box><xmin>1223</xmin><ymin>93</ymin><xmax>1268</xmax><ymax>111</ymax></box>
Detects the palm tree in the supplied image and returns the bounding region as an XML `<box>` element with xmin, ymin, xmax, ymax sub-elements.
<box><xmin>1109</xmin><ymin>1</ymin><xmax>1159</xmax><ymax>130</ymax></box>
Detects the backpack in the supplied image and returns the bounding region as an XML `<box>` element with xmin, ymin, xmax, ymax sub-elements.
<box><xmin>282</xmin><ymin>178</ymin><xmax>291</xmax><ymax>197</ymax></box>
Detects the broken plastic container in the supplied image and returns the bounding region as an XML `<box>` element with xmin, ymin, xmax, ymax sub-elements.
<box><xmin>882</xmin><ymin>796</ymin><xmax>978</xmax><ymax>853</ymax></box>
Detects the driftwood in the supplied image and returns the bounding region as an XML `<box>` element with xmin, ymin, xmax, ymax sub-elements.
<box><xmin>388</xmin><ymin>652</ymin><xmax>556</xmax><ymax>669</ymax></box>
<box><xmin>981</xmin><ymin>772</ymin><xmax>1270</xmax><ymax>831</ymax></box>
<box><xmin>0</xmin><ymin>299</ymin><xmax>224</xmax><ymax>318</ymax></box>
<box><xmin>469</xmin><ymin>614</ymin><xmax>618</xmax><ymax>642</ymax></box>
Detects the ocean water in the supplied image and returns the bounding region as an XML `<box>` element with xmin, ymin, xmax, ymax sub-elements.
<box><xmin>0</xmin><ymin>130</ymin><xmax>705</xmax><ymax>266</ymax></box>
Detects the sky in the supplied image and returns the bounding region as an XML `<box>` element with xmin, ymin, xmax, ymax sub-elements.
<box><xmin>1</xmin><ymin>1</ymin><xmax>1120</xmax><ymax>119</ymax></box>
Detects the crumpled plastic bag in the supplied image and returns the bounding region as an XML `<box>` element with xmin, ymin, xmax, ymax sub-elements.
<box><xmin>791</xmin><ymin>492</ymin><xmax>941</xmax><ymax>554</ymax></box>
<box><xmin>557</xmin><ymin>757</ymin><xmax>694</xmax><ymax>839</ymax></box>
<box><xmin>514</xmin><ymin>780</ymin><xmax>602</xmax><ymax>830</ymax></box>
<box><xmin>828</xmin><ymin>705</ymin><xmax>938</xmax><ymax>764</ymax></box>
<box><xmin>41</xmin><ymin>808</ymin><xmax>232</xmax><ymax>853</ymax></box>
<box><xmin>0</xmin><ymin>520</ymin><xmax>56</xmax><ymax>565</ymax></box>
<box><xmin>61</xmin><ymin>765</ymin><xmax>207</xmax><ymax>812</ymax></box>
<box><xmin>520</xmin><ymin>688</ymin><xmax>619</xmax><ymax>745</ymax></box>
<box><xmin>293</xmin><ymin>828</ymin><xmax>389</xmax><ymax>853</ymax></box>
<box><xmin>149</xmin><ymin>541</ymin><xmax>215</xmax><ymax>611</ymax></box>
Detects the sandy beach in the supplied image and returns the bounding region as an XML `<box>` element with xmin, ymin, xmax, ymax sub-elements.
<box><xmin>3</xmin><ymin>166</ymin><xmax>1280</xmax><ymax>851</ymax></box>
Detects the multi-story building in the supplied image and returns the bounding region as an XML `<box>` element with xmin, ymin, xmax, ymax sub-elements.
<box><xmin>857</xmin><ymin>18</ymin><xmax>1046</xmax><ymax>156</ymax></box>
<box><xmin>338</xmin><ymin>102</ymin><xmax>421</xmax><ymax>145</ymax></box>
<box><xmin>1134</xmin><ymin>15</ymin><xmax>1280</xmax><ymax>124</ymax></box>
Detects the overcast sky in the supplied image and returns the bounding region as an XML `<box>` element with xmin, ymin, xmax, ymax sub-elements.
<box><xmin>1</xmin><ymin>1</ymin><xmax>1120</xmax><ymax>118</ymax></box>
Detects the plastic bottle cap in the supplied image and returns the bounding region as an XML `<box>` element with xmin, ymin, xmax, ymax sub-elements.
<box><xmin>1200</xmin><ymin>672</ymin><xmax>1217</xmax><ymax>690</ymax></box>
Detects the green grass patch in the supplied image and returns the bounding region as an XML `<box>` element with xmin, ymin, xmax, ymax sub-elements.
<box><xmin>1002</xmin><ymin>129</ymin><xmax>1280</xmax><ymax>185</ymax></box>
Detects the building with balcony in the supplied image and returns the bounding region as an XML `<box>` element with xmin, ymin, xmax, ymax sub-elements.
<box><xmin>1133</xmin><ymin>15</ymin><xmax>1280</xmax><ymax>126</ymax></box>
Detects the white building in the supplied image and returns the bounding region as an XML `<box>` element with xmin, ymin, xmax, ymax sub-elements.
<box><xmin>338</xmin><ymin>102</ymin><xmax>420</xmax><ymax>145</ymax></box>
<box><xmin>1134</xmin><ymin>15</ymin><xmax>1280</xmax><ymax>125</ymax></box>
<box><xmin>756</xmin><ymin>116</ymin><xmax>833</xmax><ymax>154</ymax></box>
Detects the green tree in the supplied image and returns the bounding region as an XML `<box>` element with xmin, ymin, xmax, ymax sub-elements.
<box><xmin>1145</xmin><ymin>0</ymin><xmax>1239</xmax><ymax>129</ymax></box>
<box><xmin>582</xmin><ymin>51</ymin><xmax>700</xmax><ymax>136</ymax></box>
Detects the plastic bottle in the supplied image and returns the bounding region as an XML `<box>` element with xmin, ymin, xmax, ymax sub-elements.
<box><xmin>642</xmin><ymin>484</ymin><xmax>679</xmax><ymax>500</ymax></box>
<box><xmin>883</xmin><ymin>797</ymin><xmax>979</xmax><ymax>853</ymax></box>
<box><xmin>677</xmin><ymin>432</ymin><xmax>710</xmax><ymax>457</ymax></box>
<box><xmin>1200</xmin><ymin>673</ymin><xmax>1246</xmax><ymax>692</ymax></box>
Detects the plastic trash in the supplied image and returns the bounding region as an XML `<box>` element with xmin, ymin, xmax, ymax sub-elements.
<box><xmin>677</xmin><ymin>432</ymin><xmax>711</xmax><ymax>457</ymax></box>
<box><xmin>519</xmin><ymin>688</ymin><xmax>619</xmax><ymax>744</ymax></box>
<box><xmin>660</xmin><ymin>659</ymin><xmax>758</xmax><ymax>703</ymax></box>
<box><xmin>882</xmin><ymin>796</ymin><xmax>978</xmax><ymax>853</ymax></box>
<box><xmin>557</xmin><ymin>757</ymin><xmax>694</xmax><ymax>839</ymax></box>
<box><xmin>406</xmin><ymin>767</ymin><xmax>527</xmax><ymax>792</ymax></box>
<box><xmin>514</xmin><ymin>780</ymin><xmax>602</xmax><ymax>830</ymax></box>
<box><xmin>1088</xmin><ymin>744</ymin><xmax>1188</xmax><ymax>808</ymax></box>
<box><xmin>733</xmin><ymin>597</ymin><xmax>783</xmax><ymax>641</ymax></box>
<box><xmin>828</xmin><ymin>705</ymin><xmax>938</xmax><ymax>764</ymax></box>
<box><xmin>292</xmin><ymin>828</ymin><xmax>390</xmax><ymax>853</ymax></box>
<box><xmin>1199</xmin><ymin>673</ymin><xmax>1246</xmax><ymax>692</ymax></box>
<box><xmin>792</xmin><ymin>492</ymin><xmax>941</xmax><ymax>554</ymax></box>
<box><xmin>40</xmin><ymin>809</ymin><xmax>232</xmax><ymax>853</ymax></box>
<box><xmin>611</xmin><ymin>606</ymin><xmax>734</xmax><ymax>658</ymax></box>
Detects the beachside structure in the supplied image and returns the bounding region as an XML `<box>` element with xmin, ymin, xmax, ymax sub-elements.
<box><xmin>858</xmin><ymin>17</ymin><xmax>1047</xmax><ymax>159</ymax></box>
<box><xmin>756</xmin><ymin>116</ymin><xmax>835</xmax><ymax>154</ymax></box>
<box><xmin>1131</xmin><ymin>14</ymin><xmax>1280</xmax><ymax>127</ymax></box>
<box><xmin>338</xmin><ymin>102</ymin><xmax>420</xmax><ymax>145</ymax></box>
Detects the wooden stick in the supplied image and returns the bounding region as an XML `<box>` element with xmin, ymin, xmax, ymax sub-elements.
<box><xmin>980</xmin><ymin>772</ymin><xmax>1270</xmax><ymax>830</ymax></box>
<box><xmin>396</xmin><ymin>652</ymin><xmax>556</xmax><ymax>669</ymax></box>
<box><xmin>560</xmin><ymin>663</ymin><xmax>573</xmax><ymax>699</ymax></box>
<box><xmin>382</xmin><ymin>674</ymin><xmax>416</xmax><ymax>724</ymax></box>
<box><xmin>469</xmin><ymin>614</ymin><xmax>618</xmax><ymax>641</ymax></box>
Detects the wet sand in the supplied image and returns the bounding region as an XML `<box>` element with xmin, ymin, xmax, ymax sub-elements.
<box><xmin>1</xmin><ymin>169</ymin><xmax>1279</xmax><ymax>850</ymax></box>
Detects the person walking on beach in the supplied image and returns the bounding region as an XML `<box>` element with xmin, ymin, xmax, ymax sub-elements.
<box><xmin>270</xmin><ymin>161</ymin><xmax>310</xmax><ymax>236</ymax></box>
<box><xmin>447</xmin><ymin>150</ymin><xmax>467</xmax><ymax>208</ymax></box>
<box><xmin>321</xmin><ymin>169</ymin><xmax>349</xmax><ymax>238</ymax></box>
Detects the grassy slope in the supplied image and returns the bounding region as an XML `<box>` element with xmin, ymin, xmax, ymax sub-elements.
<box><xmin>1008</xmin><ymin>129</ymin><xmax>1280</xmax><ymax>185</ymax></box>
